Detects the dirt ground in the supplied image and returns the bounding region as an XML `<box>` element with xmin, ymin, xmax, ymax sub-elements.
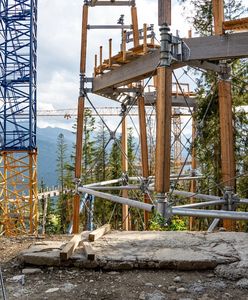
<box><xmin>0</xmin><ymin>236</ymin><xmax>248</xmax><ymax>300</ymax></box>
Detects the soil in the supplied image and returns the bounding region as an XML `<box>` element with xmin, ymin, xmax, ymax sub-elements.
<box><xmin>0</xmin><ymin>236</ymin><xmax>248</xmax><ymax>300</ymax></box>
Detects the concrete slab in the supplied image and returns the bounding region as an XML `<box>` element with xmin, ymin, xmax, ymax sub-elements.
<box><xmin>19</xmin><ymin>231</ymin><xmax>248</xmax><ymax>275</ymax></box>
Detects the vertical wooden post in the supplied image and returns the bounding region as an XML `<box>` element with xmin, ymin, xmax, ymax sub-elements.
<box><xmin>131</xmin><ymin>6</ymin><xmax>139</xmax><ymax>47</ymax></box>
<box><xmin>122</xmin><ymin>31</ymin><xmax>127</xmax><ymax>61</ymax></box>
<box><xmin>138</xmin><ymin>96</ymin><xmax>150</xmax><ymax>228</ymax></box>
<box><xmin>155</xmin><ymin>67</ymin><xmax>172</xmax><ymax>194</ymax></box>
<box><xmin>212</xmin><ymin>0</ymin><xmax>236</xmax><ymax>230</ymax></box>
<box><xmin>189</xmin><ymin>113</ymin><xmax>197</xmax><ymax>230</ymax></box>
<box><xmin>100</xmin><ymin>46</ymin><xmax>103</xmax><ymax>72</ymax></box>
<box><xmin>73</xmin><ymin>4</ymin><xmax>88</xmax><ymax>234</ymax></box>
<box><xmin>143</xmin><ymin>24</ymin><xmax>148</xmax><ymax>53</ymax></box>
<box><xmin>212</xmin><ymin>0</ymin><xmax>224</xmax><ymax>34</ymax></box>
<box><xmin>122</xmin><ymin>116</ymin><xmax>129</xmax><ymax>230</ymax></box>
<box><xmin>42</xmin><ymin>196</ymin><xmax>48</xmax><ymax>235</ymax></box>
<box><xmin>158</xmin><ymin>0</ymin><xmax>171</xmax><ymax>26</ymax></box>
<box><xmin>94</xmin><ymin>54</ymin><xmax>97</xmax><ymax>77</ymax></box>
<box><xmin>109</xmin><ymin>38</ymin><xmax>112</xmax><ymax>67</ymax></box>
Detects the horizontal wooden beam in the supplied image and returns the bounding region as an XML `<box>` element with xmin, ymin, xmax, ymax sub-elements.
<box><xmin>88</xmin><ymin>224</ymin><xmax>111</xmax><ymax>242</ymax></box>
<box><xmin>223</xmin><ymin>17</ymin><xmax>248</xmax><ymax>31</ymax></box>
<box><xmin>92</xmin><ymin>32</ymin><xmax>248</xmax><ymax>92</ymax></box>
<box><xmin>60</xmin><ymin>232</ymin><xmax>89</xmax><ymax>260</ymax></box>
<box><xmin>82</xmin><ymin>241</ymin><xmax>95</xmax><ymax>260</ymax></box>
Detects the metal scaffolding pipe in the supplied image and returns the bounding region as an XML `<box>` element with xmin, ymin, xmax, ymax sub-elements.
<box><xmin>84</xmin><ymin>178</ymin><xmax>122</xmax><ymax>188</ymax></box>
<box><xmin>87</xmin><ymin>25</ymin><xmax>132</xmax><ymax>29</ymax></box>
<box><xmin>174</xmin><ymin>200</ymin><xmax>225</xmax><ymax>209</ymax></box>
<box><xmin>89</xmin><ymin>1</ymin><xmax>135</xmax><ymax>6</ymax></box>
<box><xmin>172</xmin><ymin>207</ymin><xmax>248</xmax><ymax>220</ymax></box>
<box><xmin>78</xmin><ymin>187</ymin><xmax>154</xmax><ymax>212</ymax></box>
<box><xmin>88</xmin><ymin>185</ymin><xmax>141</xmax><ymax>191</ymax></box>
<box><xmin>173</xmin><ymin>190</ymin><xmax>220</xmax><ymax>201</ymax></box>
<box><xmin>240</xmin><ymin>199</ymin><xmax>248</xmax><ymax>204</ymax></box>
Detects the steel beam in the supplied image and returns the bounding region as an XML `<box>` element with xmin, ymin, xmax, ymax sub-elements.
<box><xmin>88</xmin><ymin>1</ymin><xmax>135</xmax><ymax>6</ymax></box>
<box><xmin>173</xmin><ymin>207</ymin><xmax>248</xmax><ymax>221</ymax></box>
<box><xmin>78</xmin><ymin>187</ymin><xmax>154</xmax><ymax>212</ymax></box>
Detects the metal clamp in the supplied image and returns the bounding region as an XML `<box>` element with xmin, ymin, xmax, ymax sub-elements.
<box><xmin>80</xmin><ymin>75</ymin><xmax>93</xmax><ymax>96</ymax></box>
<box><xmin>155</xmin><ymin>193</ymin><xmax>173</xmax><ymax>223</ymax></box>
<box><xmin>160</xmin><ymin>24</ymin><xmax>190</xmax><ymax>67</ymax></box>
<box><xmin>222</xmin><ymin>186</ymin><xmax>239</xmax><ymax>211</ymax></box>
<box><xmin>122</xmin><ymin>173</ymin><xmax>129</xmax><ymax>186</ymax></box>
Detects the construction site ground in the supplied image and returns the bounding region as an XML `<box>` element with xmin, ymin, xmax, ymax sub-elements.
<box><xmin>1</xmin><ymin>231</ymin><xmax>248</xmax><ymax>300</ymax></box>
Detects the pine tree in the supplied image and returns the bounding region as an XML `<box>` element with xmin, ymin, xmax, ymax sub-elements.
<box><xmin>127</xmin><ymin>127</ymin><xmax>136</xmax><ymax>177</ymax></box>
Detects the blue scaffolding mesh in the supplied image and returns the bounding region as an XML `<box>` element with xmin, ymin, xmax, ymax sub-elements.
<box><xmin>0</xmin><ymin>0</ymin><xmax>37</xmax><ymax>151</ymax></box>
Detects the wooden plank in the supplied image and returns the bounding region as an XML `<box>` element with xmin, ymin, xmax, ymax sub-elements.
<box><xmin>122</xmin><ymin>116</ymin><xmax>129</xmax><ymax>231</ymax></box>
<box><xmin>212</xmin><ymin>0</ymin><xmax>224</xmax><ymax>35</ymax></box>
<box><xmin>131</xmin><ymin>6</ymin><xmax>139</xmax><ymax>47</ymax></box>
<box><xmin>138</xmin><ymin>96</ymin><xmax>150</xmax><ymax>228</ymax></box>
<box><xmin>155</xmin><ymin>67</ymin><xmax>172</xmax><ymax>193</ymax></box>
<box><xmin>82</xmin><ymin>241</ymin><xmax>95</xmax><ymax>261</ymax></box>
<box><xmin>80</xmin><ymin>5</ymin><xmax>89</xmax><ymax>74</ymax></box>
<box><xmin>223</xmin><ymin>17</ymin><xmax>248</xmax><ymax>31</ymax></box>
<box><xmin>92</xmin><ymin>32</ymin><xmax>248</xmax><ymax>92</ymax></box>
<box><xmin>60</xmin><ymin>232</ymin><xmax>89</xmax><ymax>261</ymax></box>
<box><xmin>158</xmin><ymin>0</ymin><xmax>171</xmax><ymax>26</ymax></box>
<box><xmin>88</xmin><ymin>224</ymin><xmax>111</xmax><ymax>242</ymax></box>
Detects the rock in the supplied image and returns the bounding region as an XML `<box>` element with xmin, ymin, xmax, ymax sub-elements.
<box><xmin>188</xmin><ymin>282</ymin><xmax>205</xmax><ymax>294</ymax></box>
<box><xmin>8</xmin><ymin>275</ymin><xmax>25</xmax><ymax>285</ymax></box>
<box><xmin>168</xmin><ymin>286</ymin><xmax>177</xmax><ymax>291</ymax></box>
<box><xmin>236</xmin><ymin>278</ymin><xmax>248</xmax><ymax>289</ymax></box>
<box><xmin>176</xmin><ymin>287</ymin><xmax>187</xmax><ymax>293</ymax></box>
<box><xmin>139</xmin><ymin>291</ymin><xmax>146</xmax><ymax>300</ymax></box>
<box><xmin>145</xmin><ymin>282</ymin><xmax>153</xmax><ymax>287</ymax></box>
<box><xmin>108</xmin><ymin>271</ymin><xmax>119</xmax><ymax>275</ymax></box>
<box><xmin>174</xmin><ymin>276</ymin><xmax>182</xmax><ymax>283</ymax></box>
<box><xmin>22</xmin><ymin>268</ymin><xmax>42</xmax><ymax>275</ymax></box>
<box><xmin>61</xmin><ymin>283</ymin><xmax>76</xmax><ymax>293</ymax></box>
<box><xmin>45</xmin><ymin>288</ymin><xmax>60</xmax><ymax>293</ymax></box>
<box><xmin>215</xmin><ymin>262</ymin><xmax>248</xmax><ymax>281</ymax></box>
<box><xmin>146</xmin><ymin>290</ymin><xmax>167</xmax><ymax>300</ymax></box>
<box><xmin>206</xmin><ymin>273</ymin><xmax>215</xmax><ymax>278</ymax></box>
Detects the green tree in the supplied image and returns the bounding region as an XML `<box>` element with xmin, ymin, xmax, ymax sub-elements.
<box><xmin>127</xmin><ymin>127</ymin><xmax>136</xmax><ymax>177</ymax></box>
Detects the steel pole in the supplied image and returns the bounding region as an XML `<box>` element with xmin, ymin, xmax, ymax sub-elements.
<box><xmin>78</xmin><ymin>187</ymin><xmax>154</xmax><ymax>212</ymax></box>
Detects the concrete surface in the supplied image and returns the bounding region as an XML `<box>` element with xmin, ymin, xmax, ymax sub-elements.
<box><xmin>19</xmin><ymin>231</ymin><xmax>248</xmax><ymax>276</ymax></box>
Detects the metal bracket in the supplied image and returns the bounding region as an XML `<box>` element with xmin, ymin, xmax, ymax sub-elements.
<box><xmin>222</xmin><ymin>186</ymin><xmax>239</xmax><ymax>211</ymax></box>
<box><xmin>160</xmin><ymin>24</ymin><xmax>190</xmax><ymax>67</ymax></box>
<box><xmin>140</xmin><ymin>178</ymin><xmax>150</xmax><ymax>194</ymax></box>
<box><xmin>155</xmin><ymin>193</ymin><xmax>173</xmax><ymax>223</ymax></box>
<box><xmin>80</xmin><ymin>75</ymin><xmax>93</xmax><ymax>95</ymax></box>
<box><xmin>122</xmin><ymin>173</ymin><xmax>129</xmax><ymax>186</ymax></box>
<box><xmin>218</xmin><ymin>62</ymin><xmax>231</xmax><ymax>80</ymax></box>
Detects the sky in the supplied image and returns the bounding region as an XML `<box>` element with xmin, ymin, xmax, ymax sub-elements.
<box><xmin>37</xmin><ymin>0</ymin><xmax>193</xmax><ymax>131</ymax></box>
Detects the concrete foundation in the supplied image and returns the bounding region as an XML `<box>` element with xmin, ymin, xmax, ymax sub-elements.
<box><xmin>19</xmin><ymin>231</ymin><xmax>248</xmax><ymax>275</ymax></box>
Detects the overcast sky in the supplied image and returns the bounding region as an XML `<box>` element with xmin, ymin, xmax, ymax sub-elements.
<box><xmin>37</xmin><ymin>0</ymin><xmax>193</xmax><ymax>130</ymax></box>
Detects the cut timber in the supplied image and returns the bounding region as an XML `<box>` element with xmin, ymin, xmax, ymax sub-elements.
<box><xmin>92</xmin><ymin>32</ymin><xmax>248</xmax><ymax>92</ymax></box>
<box><xmin>82</xmin><ymin>241</ymin><xmax>95</xmax><ymax>260</ymax></box>
<box><xmin>223</xmin><ymin>17</ymin><xmax>248</xmax><ymax>32</ymax></box>
<box><xmin>60</xmin><ymin>232</ymin><xmax>89</xmax><ymax>261</ymax></box>
<box><xmin>88</xmin><ymin>224</ymin><xmax>111</xmax><ymax>242</ymax></box>
<box><xmin>158</xmin><ymin>0</ymin><xmax>171</xmax><ymax>26</ymax></box>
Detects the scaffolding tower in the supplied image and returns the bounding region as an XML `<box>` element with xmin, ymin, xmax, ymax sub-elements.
<box><xmin>0</xmin><ymin>0</ymin><xmax>38</xmax><ymax>235</ymax></box>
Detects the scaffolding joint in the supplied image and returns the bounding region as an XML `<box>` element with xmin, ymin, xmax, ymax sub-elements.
<box><xmin>155</xmin><ymin>193</ymin><xmax>173</xmax><ymax>223</ymax></box>
<box><xmin>222</xmin><ymin>186</ymin><xmax>239</xmax><ymax>211</ymax></box>
<box><xmin>160</xmin><ymin>24</ymin><xmax>190</xmax><ymax>67</ymax></box>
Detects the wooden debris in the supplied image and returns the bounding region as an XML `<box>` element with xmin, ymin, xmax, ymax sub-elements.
<box><xmin>88</xmin><ymin>224</ymin><xmax>111</xmax><ymax>242</ymax></box>
<box><xmin>60</xmin><ymin>232</ymin><xmax>89</xmax><ymax>261</ymax></box>
<box><xmin>82</xmin><ymin>241</ymin><xmax>95</xmax><ymax>260</ymax></box>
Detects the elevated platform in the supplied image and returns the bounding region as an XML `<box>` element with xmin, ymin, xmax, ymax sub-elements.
<box><xmin>20</xmin><ymin>231</ymin><xmax>248</xmax><ymax>278</ymax></box>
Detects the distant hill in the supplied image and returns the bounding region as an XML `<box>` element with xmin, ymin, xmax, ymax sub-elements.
<box><xmin>37</xmin><ymin>127</ymin><xmax>75</xmax><ymax>187</ymax></box>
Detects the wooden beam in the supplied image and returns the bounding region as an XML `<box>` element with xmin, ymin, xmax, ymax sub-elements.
<box><xmin>213</xmin><ymin>0</ymin><xmax>235</xmax><ymax>231</ymax></box>
<box><xmin>131</xmin><ymin>6</ymin><xmax>139</xmax><ymax>47</ymax></box>
<box><xmin>80</xmin><ymin>5</ymin><xmax>89</xmax><ymax>74</ymax></box>
<box><xmin>60</xmin><ymin>232</ymin><xmax>89</xmax><ymax>260</ymax></box>
<box><xmin>158</xmin><ymin>0</ymin><xmax>171</xmax><ymax>26</ymax></box>
<box><xmin>122</xmin><ymin>116</ymin><xmax>129</xmax><ymax>230</ymax></box>
<box><xmin>82</xmin><ymin>241</ymin><xmax>95</xmax><ymax>260</ymax></box>
<box><xmin>138</xmin><ymin>96</ymin><xmax>150</xmax><ymax>228</ymax></box>
<box><xmin>73</xmin><ymin>96</ymin><xmax>85</xmax><ymax>234</ymax></box>
<box><xmin>92</xmin><ymin>32</ymin><xmax>248</xmax><ymax>92</ymax></box>
<box><xmin>143</xmin><ymin>24</ymin><xmax>148</xmax><ymax>54</ymax></box>
<box><xmin>223</xmin><ymin>17</ymin><xmax>248</xmax><ymax>32</ymax></box>
<box><xmin>109</xmin><ymin>39</ymin><xmax>112</xmax><ymax>67</ymax></box>
<box><xmin>189</xmin><ymin>114</ymin><xmax>197</xmax><ymax>231</ymax></box>
<box><xmin>155</xmin><ymin>67</ymin><xmax>172</xmax><ymax>193</ymax></box>
<box><xmin>88</xmin><ymin>224</ymin><xmax>111</xmax><ymax>242</ymax></box>
<box><xmin>212</xmin><ymin>0</ymin><xmax>224</xmax><ymax>35</ymax></box>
